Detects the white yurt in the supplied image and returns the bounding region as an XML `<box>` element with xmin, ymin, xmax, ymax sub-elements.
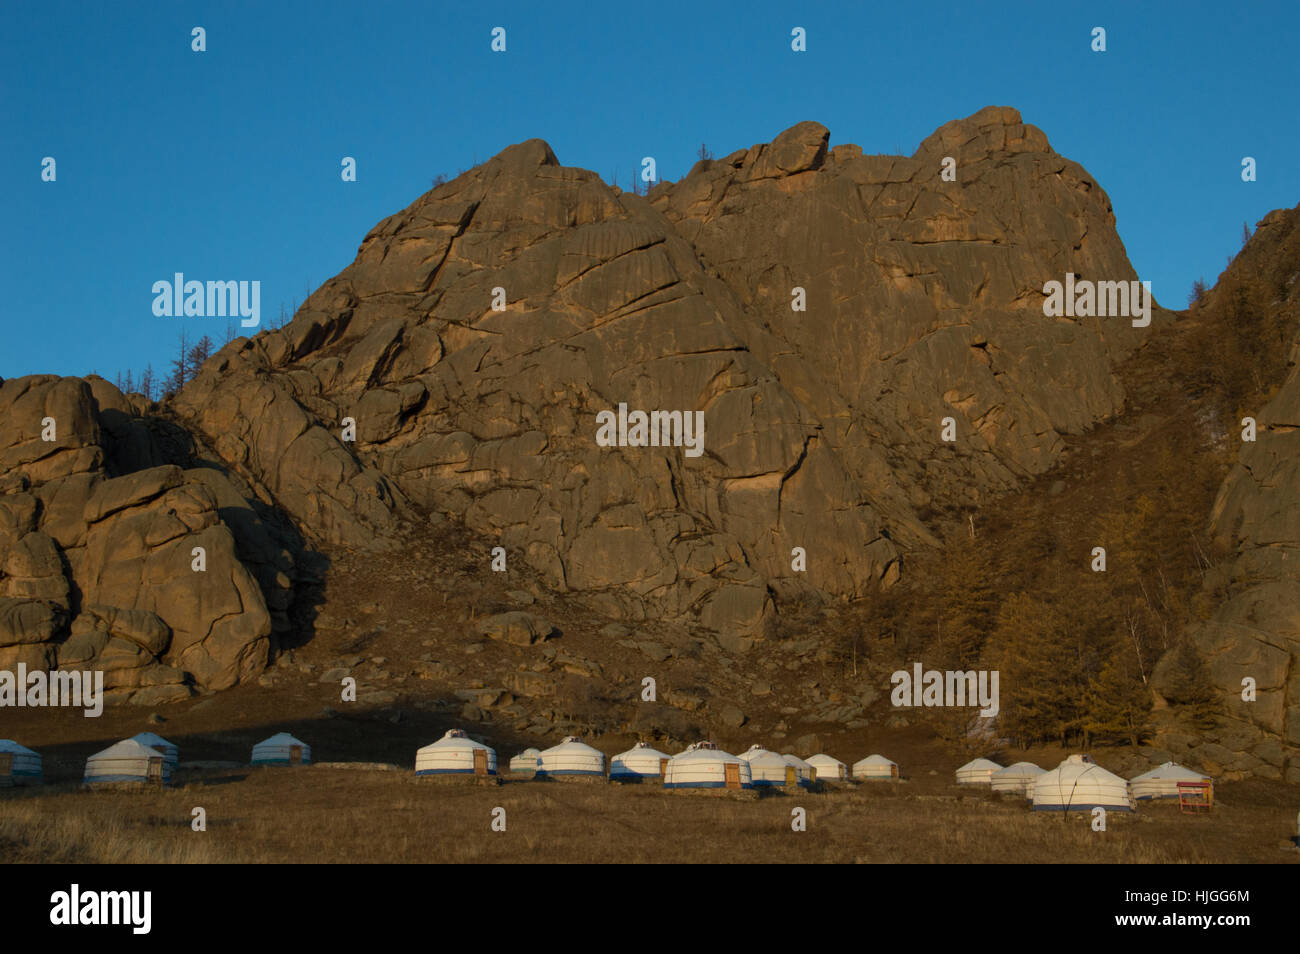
<box><xmin>250</xmin><ymin>732</ymin><xmax>312</xmax><ymax>766</ymax></box>
<box><xmin>782</xmin><ymin>754</ymin><xmax>816</xmax><ymax>788</ymax></box>
<box><xmin>805</xmin><ymin>753</ymin><xmax>847</xmax><ymax>782</ymax></box>
<box><xmin>1032</xmin><ymin>754</ymin><xmax>1133</xmax><ymax>812</ymax></box>
<box><xmin>508</xmin><ymin>748</ymin><xmax>541</xmax><ymax>774</ymax></box>
<box><xmin>747</xmin><ymin>750</ymin><xmax>807</xmax><ymax>788</ymax></box>
<box><xmin>415</xmin><ymin>729</ymin><xmax>498</xmax><ymax>776</ymax></box>
<box><xmin>535</xmin><ymin>736</ymin><xmax>605</xmax><ymax>778</ymax></box>
<box><xmin>610</xmin><ymin>742</ymin><xmax>671</xmax><ymax>782</ymax></box>
<box><xmin>130</xmin><ymin>732</ymin><xmax>178</xmax><ymax>768</ymax></box>
<box><xmin>737</xmin><ymin>744</ymin><xmax>771</xmax><ymax>762</ymax></box>
<box><xmin>664</xmin><ymin>741</ymin><xmax>752</xmax><ymax>790</ymax></box>
<box><xmin>1129</xmin><ymin>762</ymin><xmax>1213</xmax><ymax>800</ymax></box>
<box><xmin>83</xmin><ymin>739</ymin><xmax>172</xmax><ymax>786</ymax></box>
<box><xmin>990</xmin><ymin>761</ymin><xmax>1045</xmax><ymax>796</ymax></box>
<box><xmin>0</xmin><ymin>740</ymin><xmax>42</xmax><ymax>786</ymax></box>
<box><xmin>852</xmin><ymin>754</ymin><xmax>899</xmax><ymax>780</ymax></box>
<box><xmin>956</xmin><ymin>757</ymin><xmax>1003</xmax><ymax>785</ymax></box>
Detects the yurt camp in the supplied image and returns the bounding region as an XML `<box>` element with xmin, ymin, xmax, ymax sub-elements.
<box><xmin>130</xmin><ymin>732</ymin><xmax>178</xmax><ymax>769</ymax></box>
<box><xmin>805</xmin><ymin>753</ymin><xmax>848</xmax><ymax>782</ymax></box>
<box><xmin>251</xmin><ymin>732</ymin><xmax>312</xmax><ymax>766</ymax></box>
<box><xmin>852</xmin><ymin>754</ymin><xmax>899</xmax><ymax>780</ymax></box>
<box><xmin>1129</xmin><ymin>762</ymin><xmax>1213</xmax><ymax>800</ymax></box>
<box><xmin>955</xmin><ymin>757</ymin><xmax>1003</xmax><ymax>785</ymax></box>
<box><xmin>663</xmin><ymin>741</ymin><xmax>753</xmax><ymax>790</ymax></box>
<box><xmin>990</xmin><ymin>761</ymin><xmax>1045</xmax><ymax>797</ymax></box>
<box><xmin>508</xmin><ymin>748</ymin><xmax>541</xmax><ymax>775</ymax></box>
<box><xmin>0</xmin><ymin>740</ymin><xmax>42</xmax><ymax>787</ymax></box>
<box><xmin>415</xmin><ymin>729</ymin><xmax>498</xmax><ymax>776</ymax></box>
<box><xmin>535</xmin><ymin>736</ymin><xmax>605</xmax><ymax>779</ymax></box>
<box><xmin>610</xmin><ymin>742</ymin><xmax>670</xmax><ymax>783</ymax></box>
<box><xmin>1032</xmin><ymin>755</ymin><xmax>1133</xmax><ymax>812</ymax></box>
<box><xmin>83</xmin><ymin>739</ymin><xmax>173</xmax><ymax>786</ymax></box>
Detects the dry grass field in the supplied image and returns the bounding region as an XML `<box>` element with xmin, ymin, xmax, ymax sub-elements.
<box><xmin>3</xmin><ymin>765</ymin><xmax>1297</xmax><ymax>864</ymax></box>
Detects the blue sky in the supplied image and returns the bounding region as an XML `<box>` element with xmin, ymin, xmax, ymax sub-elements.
<box><xmin>3</xmin><ymin>0</ymin><xmax>1297</xmax><ymax>381</ymax></box>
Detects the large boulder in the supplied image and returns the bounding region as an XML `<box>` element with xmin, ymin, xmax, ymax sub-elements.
<box><xmin>0</xmin><ymin>375</ymin><xmax>275</xmax><ymax>698</ymax></box>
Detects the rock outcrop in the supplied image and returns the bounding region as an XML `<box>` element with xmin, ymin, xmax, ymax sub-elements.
<box><xmin>0</xmin><ymin>375</ymin><xmax>275</xmax><ymax>699</ymax></box>
<box><xmin>1169</xmin><ymin>204</ymin><xmax>1300</xmax><ymax>781</ymax></box>
<box><xmin>172</xmin><ymin>106</ymin><xmax>1154</xmax><ymax>644</ymax></box>
<box><xmin>3</xmin><ymin>107</ymin><xmax>1175</xmax><ymax>706</ymax></box>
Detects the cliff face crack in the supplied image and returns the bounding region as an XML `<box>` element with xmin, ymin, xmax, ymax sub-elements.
<box><xmin>420</xmin><ymin>200</ymin><xmax>480</xmax><ymax>294</ymax></box>
<box><xmin>776</xmin><ymin>433</ymin><xmax>814</xmax><ymax>520</ymax></box>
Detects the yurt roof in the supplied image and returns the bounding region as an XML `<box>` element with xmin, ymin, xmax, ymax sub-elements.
<box><xmin>958</xmin><ymin>758</ymin><xmax>1003</xmax><ymax>773</ymax></box>
<box><xmin>90</xmin><ymin>739</ymin><xmax>167</xmax><ymax>761</ymax></box>
<box><xmin>255</xmin><ymin>732</ymin><xmax>308</xmax><ymax>747</ymax></box>
<box><xmin>993</xmin><ymin>761</ymin><xmax>1044</xmax><ymax>777</ymax></box>
<box><xmin>0</xmin><ymin>740</ymin><xmax>38</xmax><ymax>756</ymax></box>
<box><xmin>739</xmin><ymin>744</ymin><xmax>773</xmax><ymax>761</ymax></box>
<box><xmin>854</xmin><ymin>754</ymin><xmax>897</xmax><ymax>767</ymax></box>
<box><xmin>1130</xmin><ymin>761</ymin><xmax>1210</xmax><ymax>782</ymax></box>
<box><xmin>615</xmin><ymin>742</ymin><xmax>669</xmax><ymax>759</ymax></box>
<box><xmin>1043</xmin><ymin>757</ymin><xmax>1127</xmax><ymax>784</ymax></box>
<box><xmin>781</xmin><ymin>754</ymin><xmax>813</xmax><ymax>769</ymax></box>
<box><xmin>514</xmin><ymin>747</ymin><xmax>541</xmax><ymax>758</ymax></box>
<box><xmin>673</xmin><ymin>744</ymin><xmax>741</xmax><ymax>763</ymax></box>
<box><xmin>130</xmin><ymin>732</ymin><xmax>176</xmax><ymax>751</ymax></box>
<box><xmin>419</xmin><ymin>729</ymin><xmax>491</xmax><ymax>752</ymax></box>
<box><xmin>805</xmin><ymin>753</ymin><xmax>845</xmax><ymax>767</ymax></box>
<box><xmin>541</xmin><ymin>736</ymin><xmax>603</xmax><ymax>756</ymax></box>
<box><xmin>748</xmin><ymin>750</ymin><xmax>790</xmax><ymax>768</ymax></box>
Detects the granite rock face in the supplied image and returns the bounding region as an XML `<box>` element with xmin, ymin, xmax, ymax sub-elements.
<box><xmin>1174</xmin><ymin>204</ymin><xmax>1300</xmax><ymax>781</ymax></box>
<box><xmin>172</xmin><ymin>106</ymin><xmax>1148</xmax><ymax>644</ymax></box>
<box><xmin>3</xmin><ymin>107</ymin><xmax>1172</xmax><ymax>707</ymax></box>
<box><xmin>0</xmin><ymin>375</ymin><xmax>275</xmax><ymax>698</ymax></box>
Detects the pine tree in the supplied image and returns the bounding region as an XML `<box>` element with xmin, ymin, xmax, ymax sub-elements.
<box><xmin>1084</xmin><ymin>644</ymin><xmax>1152</xmax><ymax>747</ymax></box>
<box><xmin>1162</xmin><ymin>638</ymin><xmax>1218</xmax><ymax>730</ymax></box>
<box><xmin>988</xmin><ymin>593</ymin><xmax>1086</xmax><ymax>747</ymax></box>
<box><xmin>931</xmin><ymin>530</ymin><xmax>998</xmax><ymax>669</ymax></box>
<box><xmin>165</xmin><ymin>328</ymin><xmax>190</xmax><ymax>395</ymax></box>
<box><xmin>187</xmin><ymin>335</ymin><xmax>214</xmax><ymax>378</ymax></box>
<box><xmin>139</xmin><ymin>364</ymin><xmax>155</xmax><ymax>401</ymax></box>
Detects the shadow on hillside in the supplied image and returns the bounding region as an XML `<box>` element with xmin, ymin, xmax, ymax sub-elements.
<box><xmin>4</xmin><ymin>699</ymin><xmax>565</xmax><ymax>786</ymax></box>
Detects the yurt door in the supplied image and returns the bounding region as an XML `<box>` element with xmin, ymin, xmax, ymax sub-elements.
<box><xmin>147</xmin><ymin>757</ymin><xmax>162</xmax><ymax>783</ymax></box>
<box><xmin>724</xmin><ymin>762</ymin><xmax>740</xmax><ymax>790</ymax></box>
<box><xmin>0</xmin><ymin>753</ymin><xmax>11</xmax><ymax>781</ymax></box>
<box><xmin>290</xmin><ymin>745</ymin><xmax>303</xmax><ymax>765</ymax></box>
<box><xmin>659</xmin><ymin>757</ymin><xmax>669</xmax><ymax>778</ymax></box>
<box><xmin>473</xmin><ymin>748</ymin><xmax>488</xmax><ymax>776</ymax></box>
<box><xmin>785</xmin><ymin>766</ymin><xmax>798</xmax><ymax>788</ymax></box>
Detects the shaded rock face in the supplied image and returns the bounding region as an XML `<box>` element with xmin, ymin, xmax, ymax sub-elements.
<box><xmin>0</xmin><ymin>375</ymin><xmax>276</xmax><ymax>698</ymax></box>
<box><xmin>1180</xmin><ymin>205</ymin><xmax>1300</xmax><ymax>781</ymax></box>
<box><xmin>173</xmin><ymin>106</ymin><xmax>1150</xmax><ymax>641</ymax></box>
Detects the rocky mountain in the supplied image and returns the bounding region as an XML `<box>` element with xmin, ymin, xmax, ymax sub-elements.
<box><xmin>5</xmin><ymin>106</ymin><xmax>1296</xmax><ymax>783</ymax></box>
<box><xmin>169</xmin><ymin>105</ymin><xmax>1151</xmax><ymax>646</ymax></box>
